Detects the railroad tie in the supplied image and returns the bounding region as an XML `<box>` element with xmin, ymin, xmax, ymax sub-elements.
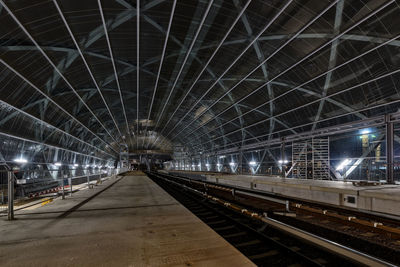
<box><xmin>248</xmin><ymin>250</ymin><xmax>279</xmax><ymax>260</ymax></box>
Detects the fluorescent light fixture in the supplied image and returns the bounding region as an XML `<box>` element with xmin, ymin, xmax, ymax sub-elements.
<box><xmin>74</xmin><ymin>164</ymin><xmax>79</xmax><ymax>167</ymax></box>
<box><xmin>360</xmin><ymin>129</ymin><xmax>371</xmax><ymax>135</ymax></box>
<box><xmin>229</xmin><ymin>162</ymin><xmax>235</xmax><ymax>166</ymax></box>
<box><xmin>219</xmin><ymin>155</ymin><xmax>226</xmax><ymax>159</ymax></box>
<box><xmin>249</xmin><ymin>161</ymin><xmax>257</xmax><ymax>166</ymax></box>
<box><xmin>205</xmin><ymin>163</ymin><xmax>210</xmax><ymax>167</ymax></box>
<box><xmin>13</xmin><ymin>158</ymin><xmax>28</xmax><ymax>164</ymax></box>
<box><xmin>336</xmin><ymin>159</ymin><xmax>351</xmax><ymax>171</ymax></box>
<box><xmin>216</xmin><ymin>163</ymin><xmax>221</xmax><ymax>166</ymax></box>
<box><xmin>54</xmin><ymin>162</ymin><xmax>62</xmax><ymax>166</ymax></box>
<box><xmin>86</xmin><ymin>165</ymin><xmax>90</xmax><ymax>168</ymax></box>
<box><xmin>278</xmin><ymin>160</ymin><xmax>289</xmax><ymax>164</ymax></box>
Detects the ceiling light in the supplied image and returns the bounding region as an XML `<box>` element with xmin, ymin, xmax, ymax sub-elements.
<box><xmin>13</xmin><ymin>158</ymin><xmax>27</xmax><ymax>164</ymax></box>
<box><xmin>360</xmin><ymin>129</ymin><xmax>371</xmax><ymax>135</ymax></box>
<box><xmin>336</xmin><ymin>159</ymin><xmax>351</xmax><ymax>171</ymax></box>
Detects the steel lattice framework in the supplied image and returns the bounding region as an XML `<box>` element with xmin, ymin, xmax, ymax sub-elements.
<box><xmin>0</xmin><ymin>0</ymin><xmax>399</xmax><ymax>165</ymax></box>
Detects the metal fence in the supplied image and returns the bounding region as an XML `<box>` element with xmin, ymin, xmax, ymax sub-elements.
<box><xmin>166</xmin><ymin>115</ymin><xmax>400</xmax><ymax>184</ymax></box>
<box><xmin>0</xmin><ymin>168</ymin><xmax>127</xmax><ymax>220</ymax></box>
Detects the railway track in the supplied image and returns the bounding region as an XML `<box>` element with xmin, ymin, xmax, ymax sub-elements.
<box><xmin>154</xmin><ymin>172</ymin><xmax>400</xmax><ymax>256</ymax></box>
<box><xmin>148</xmin><ymin>172</ymin><xmax>395</xmax><ymax>267</ymax></box>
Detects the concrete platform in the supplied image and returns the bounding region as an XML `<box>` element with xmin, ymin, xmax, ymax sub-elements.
<box><xmin>168</xmin><ymin>171</ymin><xmax>400</xmax><ymax>216</ymax></box>
<box><xmin>0</xmin><ymin>174</ymin><xmax>254</xmax><ymax>266</ymax></box>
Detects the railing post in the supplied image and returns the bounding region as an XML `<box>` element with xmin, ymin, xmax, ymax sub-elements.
<box><xmin>61</xmin><ymin>178</ymin><xmax>65</xmax><ymax>200</ymax></box>
<box><xmin>8</xmin><ymin>171</ymin><xmax>14</xmax><ymax>220</ymax></box>
<box><xmin>69</xmin><ymin>178</ymin><xmax>72</xmax><ymax>196</ymax></box>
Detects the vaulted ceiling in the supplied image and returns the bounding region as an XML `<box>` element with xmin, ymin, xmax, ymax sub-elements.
<box><xmin>0</xmin><ymin>0</ymin><xmax>399</xmax><ymax>162</ymax></box>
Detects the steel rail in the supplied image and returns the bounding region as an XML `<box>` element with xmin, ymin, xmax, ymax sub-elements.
<box><xmin>153</xmin><ymin>172</ymin><xmax>397</xmax><ymax>267</ymax></box>
<box><xmin>154</xmin><ymin>175</ymin><xmax>326</xmax><ymax>266</ymax></box>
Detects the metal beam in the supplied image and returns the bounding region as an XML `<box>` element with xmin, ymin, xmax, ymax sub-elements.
<box><xmin>201</xmin><ymin>101</ymin><xmax>400</xmax><ymax>156</ymax></box>
<box><xmin>45</xmin><ymin>0</ymin><xmax>166</xmax><ymax>93</ymax></box>
<box><xmin>98</xmin><ymin>0</ymin><xmax>130</xmax><ymax>137</ymax></box>
<box><xmin>311</xmin><ymin>0</ymin><xmax>344</xmax><ymax>131</ymax></box>
<box><xmin>152</xmin><ymin>0</ymin><xmax>215</xmax><ymax>134</ymax></box>
<box><xmin>0</xmin><ymin>0</ymin><xmax>120</xmax><ymax>144</ymax></box>
<box><xmin>0</xmin><ymin>99</ymin><xmax>114</xmax><ymax>158</ymax></box>
<box><xmin>0</xmin><ymin>130</ymin><xmax>110</xmax><ymax>161</ymax></box>
<box><xmin>137</xmin><ymin>0</ymin><xmax>140</xmax><ymax>149</ymax></box>
<box><xmin>192</xmin><ymin>65</ymin><xmax>400</xmax><ymax>149</ymax></box>
<box><xmin>173</xmin><ymin>1</ymin><xmax>396</xmax><ymax>144</ymax></box>
<box><xmin>161</xmin><ymin>0</ymin><xmax>322</xmax><ymax>143</ymax></box>
<box><xmin>142</xmin><ymin>0</ymin><xmax>177</xmax><ymax>148</ymax></box>
<box><xmin>152</xmin><ymin>0</ymin><xmax>252</xmax><ymax>144</ymax></box>
<box><xmin>233</xmin><ymin>0</ymin><xmax>275</xmax><ymax>141</ymax></box>
<box><xmin>92</xmin><ymin>32</ymin><xmax>400</xmax><ymax>93</ymax></box>
<box><xmin>343</xmin><ymin>135</ymin><xmax>385</xmax><ymax>180</ymax></box>
<box><xmin>0</xmin><ymin>59</ymin><xmax>119</xmax><ymax>154</ymax></box>
<box><xmin>53</xmin><ymin>0</ymin><xmax>123</xmax><ymax>139</ymax></box>
<box><xmin>182</xmin><ymin>74</ymin><xmax>370</xmax><ymax>147</ymax></box>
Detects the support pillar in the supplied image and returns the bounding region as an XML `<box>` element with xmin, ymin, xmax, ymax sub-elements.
<box><xmin>239</xmin><ymin>149</ymin><xmax>243</xmax><ymax>174</ymax></box>
<box><xmin>281</xmin><ymin>137</ymin><xmax>285</xmax><ymax>177</ymax></box>
<box><xmin>386</xmin><ymin>114</ymin><xmax>394</xmax><ymax>184</ymax></box>
<box><xmin>7</xmin><ymin>171</ymin><xmax>14</xmax><ymax>220</ymax></box>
